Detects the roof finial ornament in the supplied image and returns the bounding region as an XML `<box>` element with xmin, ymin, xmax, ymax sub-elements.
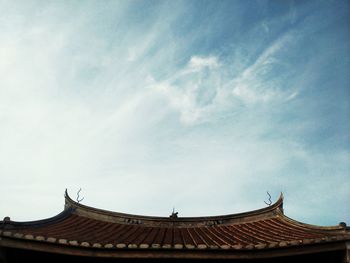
<box><xmin>76</xmin><ymin>188</ymin><xmax>84</xmax><ymax>203</ymax></box>
<box><xmin>264</xmin><ymin>191</ymin><xmax>272</xmax><ymax>206</ymax></box>
<box><xmin>170</xmin><ymin>207</ymin><xmax>178</xmax><ymax>219</ymax></box>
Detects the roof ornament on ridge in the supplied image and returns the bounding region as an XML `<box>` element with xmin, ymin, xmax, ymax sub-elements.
<box><xmin>264</xmin><ymin>191</ymin><xmax>272</xmax><ymax>206</ymax></box>
<box><xmin>76</xmin><ymin>188</ymin><xmax>84</xmax><ymax>204</ymax></box>
<box><xmin>169</xmin><ymin>207</ymin><xmax>178</xmax><ymax>219</ymax></box>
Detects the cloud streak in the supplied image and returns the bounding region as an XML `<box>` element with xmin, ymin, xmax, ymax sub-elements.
<box><xmin>151</xmin><ymin>30</ymin><xmax>299</xmax><ymax>125</ymax></box>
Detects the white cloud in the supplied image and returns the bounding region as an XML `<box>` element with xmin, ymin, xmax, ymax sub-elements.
<box><xmin>229</xmin><ymin>32</ymin><xmax>297</xmax><ymax>104</ymax></box>
<box><xmin>151</xmin><ymin>36</ymin><xmax>299</xmax><ymax>125</ymax></box>
<box><xmin>188</xmin><ymin>55</ymin><xmax>219</xmax><ymax>71</ymax></box>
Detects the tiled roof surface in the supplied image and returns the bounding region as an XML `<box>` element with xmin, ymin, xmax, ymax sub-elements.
<box><xmin>1</xmin><ymin>191</ymin><xmax>349</xmax><ymax>252</ymax></box>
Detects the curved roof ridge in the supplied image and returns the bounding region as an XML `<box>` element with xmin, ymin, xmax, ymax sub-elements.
<box><xmin>277</xmin><ymin>212</ymin><xmax>349</xmax><ymax>233</ymax></box>
<box><xmin>0</xmin><ymin>208</ymin><xmax>73</xmax><ymax>229</ymax></box>
<box><xmin>64</xmin><ymin>189</ymin><xmax>284</xmax><ymax>223</ymax></box>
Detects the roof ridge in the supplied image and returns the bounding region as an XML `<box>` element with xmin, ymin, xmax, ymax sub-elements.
<box><xmin>0</xmin><ymin>208</ymin><xmax>73</xmax><ymax>230</ymax></box>
<box><xmin>64</xmin><ymin>189</ymin><xmax>284</xmax><ymax>225</ymax></box>
<box><xmin>277</xmin><ymin>212</ymin><xmax>350</xmax><ymax>234</ymax></box>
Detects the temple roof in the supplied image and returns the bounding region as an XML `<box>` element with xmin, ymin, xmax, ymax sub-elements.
<box><xmin>1</xmin><ymin>190</ymin><xmax>349</xmax><ymax>259</ymax></box>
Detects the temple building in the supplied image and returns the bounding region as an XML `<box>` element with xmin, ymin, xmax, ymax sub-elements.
<box><xmin>0</xmin><ymin>190</ymin><xmax>349</xmax><ymax>262</ymax></box>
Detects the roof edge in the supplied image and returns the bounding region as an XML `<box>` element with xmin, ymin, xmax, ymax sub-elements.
<box><xmin>0</xmin><ymin>208</ymin><xmax>73</xmax><ymax>230</ymax></box>
<box><xmin>64</xmin><ymin>189</ymin><xmax>284</xmax><ymax>224</ymax></box>
<box><xmin>278</xmin><ymin>212</ymin><xmax>350</xmax><ymax>233</ymax></box>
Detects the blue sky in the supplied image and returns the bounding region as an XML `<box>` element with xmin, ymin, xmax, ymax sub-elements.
<box><xmin>0</xmin><ymin>0</ymin><xmax>349</xmax><ymax>226</ymax></box>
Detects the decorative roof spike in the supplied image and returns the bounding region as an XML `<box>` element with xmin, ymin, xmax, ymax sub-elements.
<box><xmin>279</xmin><ymin>192</ymin><xmax>284</xmax><ymax>200</ymax></box>
<box><xmin>76</xmin><ymin>188</ymin><xmax>84</xmax><ymax>203</ymax></box>
<box><xmin>264</xmin><ymin>191</ymin><xmax>272</xmax><ymax>206</ymax></box>
<box><xmin>277</xmin><ymin>192</ymin><xmax>284</xmax><ymax>213</ymax></box>
<box><xmin>169</xmin><ymin>207</ymin><xmax>178</xmax><ymax>219</ymax></box>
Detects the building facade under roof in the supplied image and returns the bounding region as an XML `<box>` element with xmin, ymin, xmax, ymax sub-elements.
<box><xmin>0</xmin><ymin>190</ymin><xmax>349</xmax><ymax>262</ymax></box>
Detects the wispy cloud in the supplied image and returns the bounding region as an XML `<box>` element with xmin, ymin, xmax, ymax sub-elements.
<box><xmin>188</xmin><ymin>55</ymin><xmax>219</xmax><ymax>71</ymax></box>
<box><xmin>151</xmin><ymin>31</ymin><xmax>299</xmax><ymax>125</ymax></box>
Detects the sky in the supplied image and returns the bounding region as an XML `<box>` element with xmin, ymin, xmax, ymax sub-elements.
<box><xmin>0</xmin><ymin>0</ymin><xmax>349</xmax><ymax>226</ymax></box>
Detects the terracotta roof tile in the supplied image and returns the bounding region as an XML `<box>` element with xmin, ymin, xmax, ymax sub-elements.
<box><xmin>179</xmin><ymin>228</ymin><xmax>195</xmax><ymax>246</ymax></box>
<box><xmin>142</xmin><ymin>227</ymin><xmax>160</xmax><ymax>244</ymax></box>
